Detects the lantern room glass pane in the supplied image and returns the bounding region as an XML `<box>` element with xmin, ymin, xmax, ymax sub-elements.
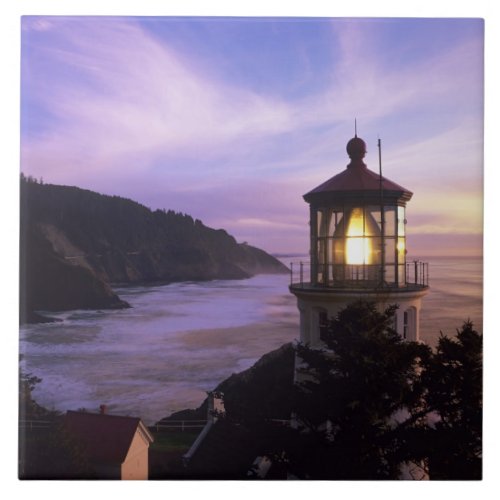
<box><xmin>366</xmin><ymin>206</ymin><xmax>382</xmax><ymax>232</ymax></box>
<box><xmin>327</xmin><ymin>211</ymin><xmax>335</xmax><ymax>235</ymax></box>
<box><xmin>398</xmin><ymin>206</ymin><xmax>405</xmax><ymax>236</ymax></box>
<box><xmin>316</xmin><ymin>236</ymin><xmax>327</xmax><ymax>284</ymax></box>
<box><xmin>314</xmin><ymin>204</ymin><xmax>401</xmax><ymax>284</ymax></box>
<box><xmin>317</xmin><ymin>209</ymin><xmax>324</xmax><ymax>235</ymax></box>
<box><xmin>397</xmin><ymin>237</ymin><xmax>406</xmax><ymax>264</ymax></box>
<box><xmin>333</xmin><ymin>237</ymin><xmax>344</xmax><ymax>264</ymax></box>
<box><xmin>384</xmin><ymin>238</ymin><xmax>396</xmax><ymax>264</ymax></box>
<box><xmin>384</xmin><ymin>206</ymin><xmax>396</xmax><ymax>236</ymax></box>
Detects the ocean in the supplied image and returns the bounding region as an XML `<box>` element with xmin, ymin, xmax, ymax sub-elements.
<box><xmin>418</xmin><ymin>256</ymin><xmax>482</xmax><ymax>345</ymax></box>
<box><xmin>19</xmin><ymin>256</ymin><xmax>482</xmax><ymax>425</ymax></box>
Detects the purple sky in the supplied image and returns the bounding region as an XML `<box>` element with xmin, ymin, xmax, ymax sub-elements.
<box><xmin>20</xmin><ymin>16</ymin><xmax>484</xmax><ymax>256</ymax></box>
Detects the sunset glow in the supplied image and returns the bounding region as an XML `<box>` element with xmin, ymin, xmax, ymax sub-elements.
<box><xmin>20</xmin><ymin>16</ymin><xmax>484</xmax><ymax>257</ymax></box>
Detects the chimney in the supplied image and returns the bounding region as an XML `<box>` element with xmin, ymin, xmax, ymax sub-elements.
<box><xmin>99</xmin><ymin>404</ymin><xmax>107</xmax><ymax>415</ymax></box>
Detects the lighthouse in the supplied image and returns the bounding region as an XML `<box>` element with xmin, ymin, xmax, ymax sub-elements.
<box><xmin>289</xmin><ymin>134</ymin><xmax>429</xmax><ymax>348</ymax></box>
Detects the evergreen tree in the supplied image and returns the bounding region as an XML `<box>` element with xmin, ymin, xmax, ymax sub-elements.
<box><xmin>196</xmin><ymin>301</ymin><xmax>481</xmax><ymax>480</ymax></box>
<box><xmin>287</xmin><ymin>301</ymin><xmax>431</xmax><ymax>479</ymax></box>
<box><xmin>422</xmin><ymin>321</ymin><xmax>482</xmax><ymax>479</ymax></box>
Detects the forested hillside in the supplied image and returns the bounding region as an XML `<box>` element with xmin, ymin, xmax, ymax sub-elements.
<box><xmin>20</xmin><ymin>175</ymin><xmax>287</xmax><ymax>322</ymax></box>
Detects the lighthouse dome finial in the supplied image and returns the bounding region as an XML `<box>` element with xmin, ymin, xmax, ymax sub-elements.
<box><xmin>346</xmin><ymin>136</ymin><xmax>367</xmax><ymax>161</ymax></box>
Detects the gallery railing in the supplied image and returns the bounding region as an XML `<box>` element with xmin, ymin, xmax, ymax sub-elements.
<box><xmin>289</xmin><ymin>260</ymin><xmax>429</xmax><ymax>290</ymax></box>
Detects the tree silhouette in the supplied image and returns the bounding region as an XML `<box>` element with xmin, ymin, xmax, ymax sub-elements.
<box><xmin>422</xmin><ymin>321</ymin><xmax>482</xmax><ymax>479</ymax></box>
<box><xmin>287</xmin><ymin>301</ymin><xmax>431</xmax><ymax>479</ymax></box>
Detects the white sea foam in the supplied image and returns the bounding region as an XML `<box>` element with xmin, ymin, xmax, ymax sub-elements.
<box><xmin>19</xmin><ymin>257</ymin><xmax>482</xmax><ymax>425</ymax></box>
<box><xmin>20</xmin><ymin>274</ymin><xmax>299</xmax><ymax>424</ymax></box>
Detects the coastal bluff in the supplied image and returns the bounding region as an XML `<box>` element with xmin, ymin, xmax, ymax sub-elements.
<box><xmin>20</xmin><ymin>177</ymin><xmax>288</xmax><ymax>323</ymax></box>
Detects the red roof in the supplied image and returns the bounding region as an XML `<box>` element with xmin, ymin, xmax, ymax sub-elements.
<box><xmin>304</xmin><ymin>136</ymin><xmax>412</xmax><ymax>205</ymax></box>
<box><xmin>306</xmin><ymin>162</ymin><xmax>411</xmax><ymax>195</ymax></box>
<box><xmin>64</xmin><ymin>411</ymin><xmax>152</xmax><ymax>464</ymax></box>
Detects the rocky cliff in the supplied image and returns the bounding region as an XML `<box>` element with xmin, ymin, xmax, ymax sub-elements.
<box><xmin>20</xmin><ymin>177</ymin><xmax>288</xmax><ymax>323</ymax></box>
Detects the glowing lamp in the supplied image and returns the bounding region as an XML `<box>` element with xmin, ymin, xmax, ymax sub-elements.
<box><xmin>345</xmin><ymin>207</ymin><xmax>379</xmax><ymax>265</ymax></box>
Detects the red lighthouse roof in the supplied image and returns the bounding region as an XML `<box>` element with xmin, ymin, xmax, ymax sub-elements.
<box><xmin>304</xmin><ymin>136</ymin><xmax>412</xmax><ymax>205</ymax></box>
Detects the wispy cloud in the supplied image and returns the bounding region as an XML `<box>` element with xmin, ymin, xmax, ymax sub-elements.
<box><xmin>22</xmin><ymin>18</ymin><xmax>294</xmax><ymax>179</ymax></box>
<box><xmin>294</xmin><ymin>23</ymin><xmax>483</xmax><ymax>135</ymax></box>
<box><xmin>20</xmin><ymin>17</ymin><xmax>483</xmax><ymax>253</ymax></box>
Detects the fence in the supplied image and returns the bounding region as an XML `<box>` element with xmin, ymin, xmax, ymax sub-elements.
<box><xmin>19</xmin><ymin>418</ymin><xmax>208</xmax><ymax>433</ymax></box>
<box><xmin>19</xmin><ymin>420</ymin><xmax>54</xmax><ymax>430</ymax></box>
<box><xmin>149</xmin><ymin>420</ymin><xmax>207</xmax><ymax>433</ymax></box>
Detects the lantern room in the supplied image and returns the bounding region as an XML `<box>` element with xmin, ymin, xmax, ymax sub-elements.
<box><xmin>289</xmin><ymin>134</ymin><xmax>429</xmax><ymax>346</ymax></box>
<box><xmin>305</xmin><ymin>136</ymin><xmax>411</xmax><ymax>288</ymax></box>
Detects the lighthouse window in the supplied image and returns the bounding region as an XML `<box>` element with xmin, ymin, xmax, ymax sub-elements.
<box><xmin>403</xmin><ymin>307</ymin><xmax>417</xmax><ymax>341</ymax></box>
<box><xmin>319</xmin><ymin>311</ymin><xmax>328</xmax><ymax>341</ymax></box>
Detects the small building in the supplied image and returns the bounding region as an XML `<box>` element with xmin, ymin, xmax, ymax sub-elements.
<box><xmin>64</xmin><ymin>409</ymin><xmax>154</xmax><ymax>480</ymax></box>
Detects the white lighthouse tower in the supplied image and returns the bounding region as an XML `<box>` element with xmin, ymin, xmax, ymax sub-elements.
<box><xmin>289</xmin><ymin>134</ymin><xmax>429</xmax><ymax>348</ymax></box>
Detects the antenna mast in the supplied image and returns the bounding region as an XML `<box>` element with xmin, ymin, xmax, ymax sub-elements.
<box><xmin>378</xmin><ymin>137</ymin><xmax>385</xmax><ymax>285</ymax></box>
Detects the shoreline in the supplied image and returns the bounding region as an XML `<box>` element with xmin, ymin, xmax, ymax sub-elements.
<box><xmin>23</xmin><ymin>319</ymin><xmax>298</xmax><ymax>426</ymax></box>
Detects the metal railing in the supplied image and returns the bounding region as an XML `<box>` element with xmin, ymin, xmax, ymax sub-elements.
<box><xmin>290</xmin><ymin>260</ymin><xmax>429</xmax><ymax>289</ymax></box>
<box><xmin>406</xmin><ymin>260</ymin><xmax>429</xmax><ymax>287</ymax></box>
<box><xmin>149</xmin><ymin>420</ymin><xmax>207</xmax><ymax>432</ymax></box>
<box><xmin>19</xmin><ymin>418</ymin><xmax>208</xmax><ymax>433</ymax></box>
<box><xmin>19</xmin><ymin>419</ymin><xmax>54</xmax><ymax>430</ymax></box>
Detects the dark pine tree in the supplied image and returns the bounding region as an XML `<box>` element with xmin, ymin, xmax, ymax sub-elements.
<box><xmin>224</xmin><ymin>302</ymin><xmax>482</xmax><ymax>480</ymax></box>
<box><xmin>422</xmin><ymin>321</ymin><xmax>482</xmax><ymax>479</ymax></box>
<box><xmin>285</xmin><ymin>301</ymin><xmax>432</xmax><ymax>479</ymax></box>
